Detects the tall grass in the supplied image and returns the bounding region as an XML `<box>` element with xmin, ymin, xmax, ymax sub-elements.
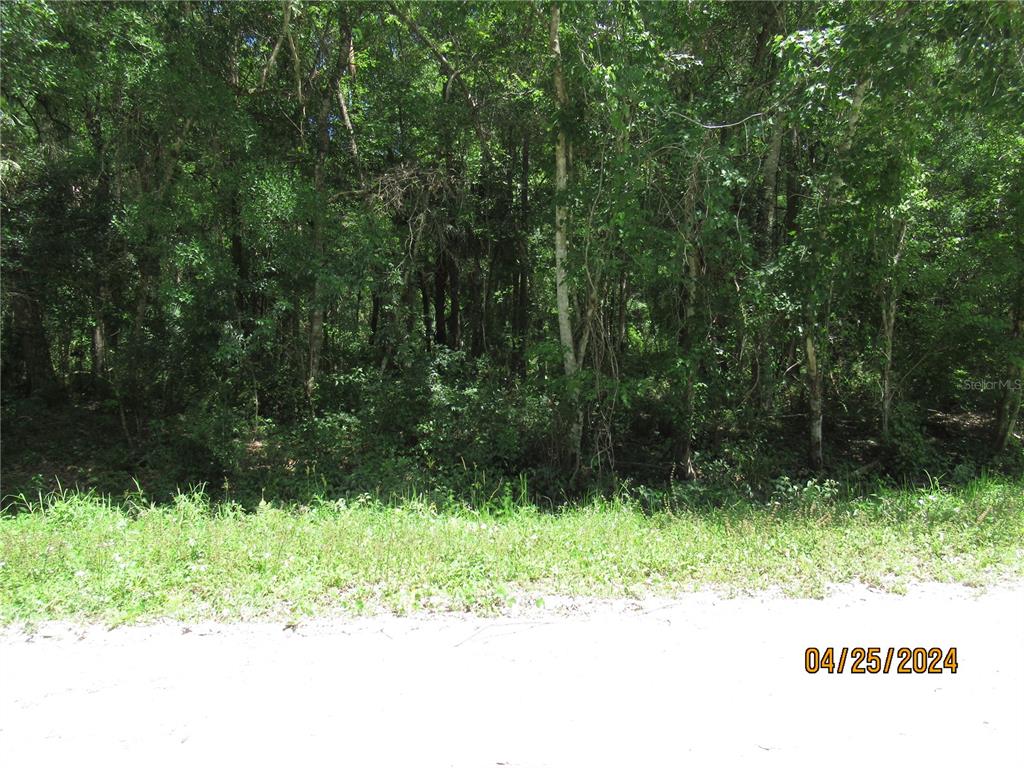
<box><xmin>1</xmin><ymin>477</ymin><xmax>1021</xmax><ymax>623</ymax></box>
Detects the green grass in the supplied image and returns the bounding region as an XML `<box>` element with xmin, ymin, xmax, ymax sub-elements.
<box><xmin>1</xmin><ymin>478</ymin><xmax>1022</xmax><ymax>624</ymax></box>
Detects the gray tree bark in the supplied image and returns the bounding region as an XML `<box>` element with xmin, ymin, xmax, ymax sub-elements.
<box><xmin>550</xmin><ymin>2</ymin><xmax>582</xmax><ymax>469</ymax></box>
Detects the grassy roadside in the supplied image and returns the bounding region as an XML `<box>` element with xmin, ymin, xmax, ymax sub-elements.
<box><xmin>1</xmin><ymin>479</ymin><xmax>1022</xmax><ymax>624</ymax></box>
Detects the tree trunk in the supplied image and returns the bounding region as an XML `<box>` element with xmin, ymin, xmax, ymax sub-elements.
<box><xmin>550</xmin><ymin>2</ymin><xmax>582</xmax><ymax>468</ymax></box>
<box><xmin>447</xmin><ymin>249</ymin><xmax>461</xmax><ymax>349</ymax></box>
<box><xmin>615</xmin><ymin>270</ymin><xmax>627</xmax><ymax>357</ymax></box>
<box><xmin>880</xmin><ymin>219</ymin><xmax>907</xmax><ymax>442</ymax></box>
<box><xmin>801</xmin><ymin>80</ymin><xmax>869</xmax><ymax>470</ymax></box>
<box><xmin>758</xmin><ymin>117</ymin><xmax>784</xmax><ymax>257</ymax></box>
<box><xmin>512</xmin><ymin>134</ymin><xmax>531</xmax><ymax>378</ymax></box>
<box><xmin>805</xmin><ymin>330</ymin><xmax>824</xmax><ymax>470</ymax></box>
<box><xmin>434</xmin><ymin>253</ymin><xmax>448</xmax><ymax>346</ymax></box>
<box><xmin>304</xmin><ymin>47</ymin><xmax>343</xmax><ymax>402</ymax></box>
<box><xmin>513</xmin><ymin>257</ymin><xmax>529</xmax><ymax>377</ymax></box>
<box><xmin>750</xmin><ymin>123</ymin><xmax>784</xmax><ymax>419</ymax></box>
<box><xmin>337</xmin><ymin>13</ymin><xmax>362</xmax><ymax>181</ymax></box>
<box><xmin>994</xmin><ymin>378</ymin><xmax>1022</xmax><ymax>453</ymax></box>
<box><xmin>677</xmin><ymin>247</ymin><xmax>701</xmax><ymax>480</ymax></box>
<box><xmin>418</xmin><ymin>270</ymin><xmax>433</xmax><ymax>350</ymax></box>
<box><xmin>880</xmin><ymin>297</ymin><xmax>896</xmax><ymax>441</ymax></box>
<box><xmin>469</xmin><ymin>234</ymin><xmax>485</xmax><ymax>358</ymax></box>
<box><xmin>92</xmin><ymin>321</ymin><xmax>106</xmax><ymax>382</ymax></box>
<box><xmin>306</xmin><ymin>305</ymin><xmax>324</xmax><ymax>401</ymax></box>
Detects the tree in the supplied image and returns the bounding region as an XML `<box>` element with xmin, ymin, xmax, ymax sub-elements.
<box><xmin>3</xmin><ymin>0</ymin><xmax>1022</xmax><ymax>496</ymax></box>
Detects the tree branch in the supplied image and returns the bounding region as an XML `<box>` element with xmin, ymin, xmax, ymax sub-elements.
<box><xmin>387</xmin><ymin>1</ymin><xmax>491</xmax><ymax>165</ymax></box>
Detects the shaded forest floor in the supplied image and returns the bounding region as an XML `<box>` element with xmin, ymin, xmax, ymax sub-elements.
<box><xmin>1</xmin><ymin>398</ymin><xmax>1018</xmax><ymax>510</ymax></box>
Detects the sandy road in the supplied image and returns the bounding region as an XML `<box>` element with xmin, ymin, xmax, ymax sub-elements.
<box><xmin>1</xmin><ymin>582</ymin><xmax>1022</xmax><ymax>767</ymax></box>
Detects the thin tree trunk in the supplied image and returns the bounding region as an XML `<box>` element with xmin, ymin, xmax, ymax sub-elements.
<box><xmin>512</xmin><ymin>134</ymin><xmax>531</xmax><ymax>378</ymax></box>
<box><xmin>678</xmin><ymin>246</ymin><xmax>701</xmax><ymax>480</ymax></box>
<box><xmin>994</xmin><ymin>377</ymin><xmax>1022</xmax><ymax>452</ymax></box>
<box><xmin>880</xmin><ymin>219</ymin><xmax>907</xmax><ymax>441</ymax></box>
<box><xmin>447</xmin><ymin>249</ymin><xmax>461</xmax><ymax>349</ymax></box>
<box><xmin>306</xmin><ymin>305</ymin><xmax>324</xmax><ymax>400</ymax></box>
<box><xmin>751</xmin><ymin>121</ymin><xmax>783</xmax><ymax>418</ymax></box>
<box><xmin>802</xmin><ymin>79</ymin><xmax>870</xmax><ymax>469</ymax></box>
<box><xmin>615</xmin><ymin>270</ymin><xmax>627</xmax><ymax>356</ymax></box>
<box><xmin>258</xmin><ymin>1</ymin><xmax>291</xmax><ymax>90</ymax></box>
<box><xmin>434</xmin><ymin>253</ymin><xmax>447</xmax><ymax>346</ymax></box>
<box><xmin>306</xmin><ymin>195</ymin><xmax>326</xmax><ymax>400</ymax></box>
<box><xmin>304</xmin><ymin>250</ymin><xmax>324</xmax><ymax>402</ymax></box>
<box><xmin>550</xmin><ymin>4</ymin><xmax>575</xmax><ymax>380</ymax></box>
<box><xmin>469</xmin><ymin>234</ymin><xmax>485</xmax><ymax>358</ymax></box>
<box><xmin>745</xmin><ymin>5</ymin><xmax>784</xmax><ymax>418</ymax></box>
<box><xmin>305</xmin><ymin>45</ymin><xmax>343</xmax><ymax>401</ymax></box>
<box><xmin>92</xmin><ymin>321</ymin><xmax>106</xmax><ymax>383</ymax></box>
<box><xmin>419</xmin><ymin>270</ymin><xmax>433</xmax><ymax>350</ymax></box>
<box><xmin>758</xmin><ymin>117</ymin><xmax>784</xmax><ymax>256</ymax></box>
<box><xmin>880</xmin><ymin>298</ymin><xmax>896</xmax><ymax>441</ymax></box>
<box><xmin>550</xmin><ymin>2</ymin><xmax>582</xmax><ymax>468</ymax></box>
<box><xmin>337</xmin><ymin>15</ymin><xmax>362</xmax><ymax>179</ymax></box>
<box><xmin>805</xmin><ymin>330</ymin><xmax>824</xmax><ymax>470</ymax></box>
<box><xmin>513</xmin><ymin>257</ymin><xmax>529</xmax><ymax>377</ymax></box>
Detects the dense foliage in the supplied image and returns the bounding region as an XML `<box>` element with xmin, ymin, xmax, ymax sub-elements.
<box><xmin>2</xmin><ymin>1</ymin><xmax>1022</xmax><ymax>501</ymax></box>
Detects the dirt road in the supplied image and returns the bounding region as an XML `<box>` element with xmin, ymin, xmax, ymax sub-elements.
<box><xmin>2</xmin><ymin>582</ymin><xmax>1021</xmax><ymax>766</ymax></box>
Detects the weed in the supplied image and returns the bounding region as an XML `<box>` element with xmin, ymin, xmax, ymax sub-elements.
<box><xmin>1</xmin><ymin>479</ymin><xmax>1021</xmax><ymax>624</ymax></box>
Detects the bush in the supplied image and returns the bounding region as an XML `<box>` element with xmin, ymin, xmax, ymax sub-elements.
<box><xmin>885</xmin><ymin>403</ymin><xmax>944</xmax><ymax>479</ymax></box>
